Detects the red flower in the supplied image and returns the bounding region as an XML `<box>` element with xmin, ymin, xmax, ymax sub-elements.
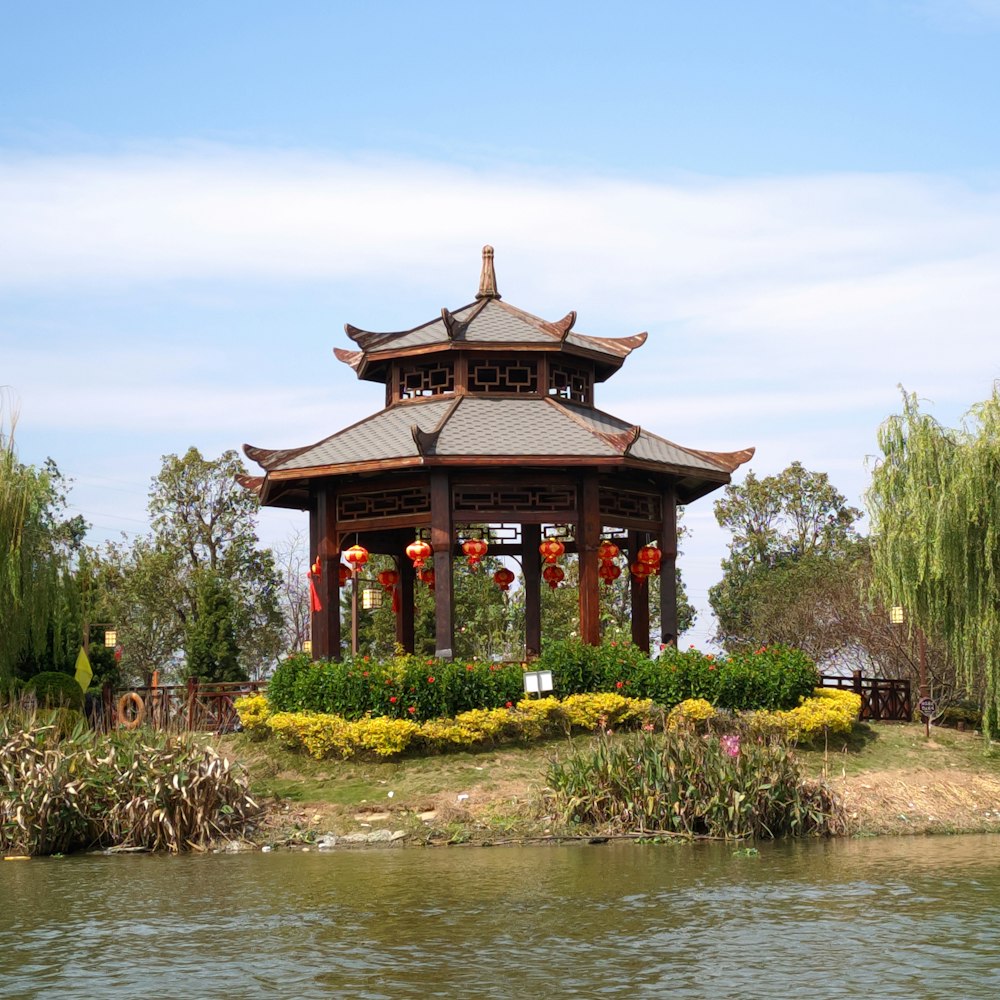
<box><xmin>385</xmin><ymin>678</ymin><xmax>393</xmax><ymax>685</ymax></box>
<box><xmin>427</xmin><ymin>676</ymin><xmax>435</xmax><ymax>683</ymax></box>
<box><xmin>363</xmin><ymin>656</ymin><xmax>370</xmax><ymax>662</ymax></box>
<box><xmin>362</xmin><ymin>671</ymin><xmax>369</xmax><ymax>677</ymax></box>
<box><xmin>466</xmin><ymin>664</ymin><xmax>474</xmax><ymax>672</ymax></box>
<box><xmin>708</xmin><ymin>664</ymin><xmax>716</xmax><ymax>671</ymax></box>
<box><xmin>408</xmin><ymin>706</ymin><xmax>416</xmax><ymax>714</ymax></box>
<box><xmin>505</xmin><ymin>701</ymin><xmax>513</xmax><ymax>708</ymax></box>
<box><xmin>389</xmin><ymin>696</ymin><xmax>397</xmax><ymax>703</ymax></box>
<box><xmin>615</xmin><ymin>681</ymin><xmax>624</xmax><ymax>689</ymax></box>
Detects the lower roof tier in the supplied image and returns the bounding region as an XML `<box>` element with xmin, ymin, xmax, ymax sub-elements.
<box><xmin>243</xmin><ymin>395</ymin><xmax>753</xmax><ymax>508</ymax></box>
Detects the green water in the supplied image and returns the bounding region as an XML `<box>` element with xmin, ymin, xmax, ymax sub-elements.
<box><xmin>3</xmin><ymin>836</ymin><xmax>999</xmax><ymax>998</ymax></box>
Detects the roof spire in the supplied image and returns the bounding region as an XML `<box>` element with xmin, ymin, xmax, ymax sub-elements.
<box><xmin>475</xmin><ymin>244</ymin><xmax>501</xmax><ymax>300</ymax></box>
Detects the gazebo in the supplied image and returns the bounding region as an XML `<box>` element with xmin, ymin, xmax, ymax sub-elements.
<box><xmin>242</xmin><ymin>247</ymin><xmax>753</xmax><ymax>660</ymax></box>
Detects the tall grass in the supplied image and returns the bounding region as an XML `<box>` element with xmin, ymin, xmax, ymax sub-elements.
<box><xmin>547</xmin><ymin>721</ymin><xmax>843</xmax><ymax>840</ymax></box>
<box><xmin>0</xmin><ymin>710</ymin><xmax>260</xmax><ymax>855</ymax></box>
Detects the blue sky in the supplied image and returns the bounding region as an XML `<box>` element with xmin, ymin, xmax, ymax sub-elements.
<box><xmin>2</xmin><ymin>1</ymin><xmax>999</xmax><ymax>647</ymax></box>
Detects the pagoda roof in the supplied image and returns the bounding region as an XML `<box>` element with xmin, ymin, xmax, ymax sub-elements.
<box><xmin>244</xmin><ymin>395</ymin><xmax>753</xmax><ymax>505</ymax></box>
<box><xmin>335</xmin><ymin>247</ymin><xmax>647</xmax><ymax>383</ymax></box>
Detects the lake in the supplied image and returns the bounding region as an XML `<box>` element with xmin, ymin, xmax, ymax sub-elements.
<box><xmin>3</xmin><ymin>835</ymin><xmax>999</xmax><ymax>998</ymax></box>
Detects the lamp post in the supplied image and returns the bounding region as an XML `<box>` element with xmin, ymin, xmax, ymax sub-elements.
<box><xmin>890</xmin><ymin>606</ymin><xmax>929</xmax><ymax>702</ymax></box>
<box><xmin>351</xmin><ymin>577</ymin><xmax>384</xmax><ymax>656</ymax></box>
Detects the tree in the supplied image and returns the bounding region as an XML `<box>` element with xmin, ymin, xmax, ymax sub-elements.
<box><xmin>1</xmin><ymin>405</ymin><xmax>88</xmax><ymax>682</ymax></box>
<box><xmin>184</xmin><ymin>571</ymin><xmax>243</xmax><ymax>682</ymax></box>
<box><xmin>94</xmin><ymin>448</ymin><xmax>283</xmax><ymax>682</ymax></box>
<box><xmin>710</xmin><ymin>462</ymin><xmax>862</xmax><ymax>652</ymax></box>
<box><xmin>867</xmin><ymin>388</ymin><xmax>1000</xmax><ymax>738</ymax></box>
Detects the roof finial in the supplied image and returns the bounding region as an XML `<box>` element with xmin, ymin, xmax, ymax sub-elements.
<box><xmin>475</xmin><ymin>244</ymin><xmax>501</xmax><ymax>300</ymax></box>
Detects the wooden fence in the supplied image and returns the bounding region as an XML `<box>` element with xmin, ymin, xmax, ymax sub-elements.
<box><xmin>820</xmin><ymin>671</ymin><xmax>912</xmax><ymax>722</ymax></box>
<box><xmin>94</xmin><ymin>679</ymin><xmax>267</xmax><ymax>733</ymax></box>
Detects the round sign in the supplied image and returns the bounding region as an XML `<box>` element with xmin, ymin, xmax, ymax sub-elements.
<box><xmin>918</xmin><ymin>697</ymin><xmax>936</xmax><ymax>717</ymax></box>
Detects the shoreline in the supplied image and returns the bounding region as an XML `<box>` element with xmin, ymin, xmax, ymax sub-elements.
<box><xmin>220</xmin><ymin>722</ymin><xmax>1000</xmax><ymax>850</ymax></box>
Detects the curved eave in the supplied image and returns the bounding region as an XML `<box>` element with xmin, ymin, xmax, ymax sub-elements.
<box><xmin>257</xmin><ymin>452</ymin><xmax>736</xmax><ymax>506</ymax></box>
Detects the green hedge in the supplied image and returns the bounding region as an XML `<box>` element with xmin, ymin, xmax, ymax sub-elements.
<box><xmin>267</xmin><ymin>642</ymin><xmax>818</xmax><ymax>722</ymax></box>
<box><xmin>26</xmin><ymin>671</ymin><xmax>84</xmax><ymax>712</ymax></box>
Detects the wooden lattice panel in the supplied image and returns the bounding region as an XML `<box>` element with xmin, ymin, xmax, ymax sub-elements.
<box><xmin>338</xmin><ymin>486</ymin><xmax>431</xmax><ymax>523</ymax></box>
<box><xmin>453</xmin><ymin>485</ymin><xmax>575</xmax><ymax>514</ymax></box>
<box><xmin>398</xmin><ymin>361</ymin><xmax>455</xmax><ymax>399</ymax></box>
<box><xmin>548</xmin><ymin>361</ymin><xmax>592</xmax><ymax>404</ymax></box>
<box><xmin>599</xmin><ymin>487</ymin><xmax>662</xmax><ymax>524</ymax></box>
<box><xmin>468</xmin><ymin>359</ymin><xmax>538</xmax><ymax>394</ymax></box>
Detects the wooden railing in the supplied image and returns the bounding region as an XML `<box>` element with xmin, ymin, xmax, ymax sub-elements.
<box><xmin>820</xmin><ymin>671</ymin><xmax>911</xmax><ymax>722</ymax></box>
<box><xmin>94</xmin><ymin>680</ymin><xmax>267</xmax><ymax>733</ymax></box>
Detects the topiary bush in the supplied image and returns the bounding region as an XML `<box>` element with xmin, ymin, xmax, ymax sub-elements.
<box><xmin>26</xmin><ymin>671</ymin><xmax>84</xmax><ymax>711</ymax></box>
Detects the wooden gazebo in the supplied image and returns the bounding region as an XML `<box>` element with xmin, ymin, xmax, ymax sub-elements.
<box><xmin>242</xmin><ymin>247</ymin><xmax>753</xmax><ymax>660</ymax></box>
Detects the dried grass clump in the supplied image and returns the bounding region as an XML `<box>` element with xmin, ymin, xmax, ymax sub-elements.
<box><xmin>0</xmin><ymin>716</ymin><xmax>259</xmax><ymax>856</ymax></box>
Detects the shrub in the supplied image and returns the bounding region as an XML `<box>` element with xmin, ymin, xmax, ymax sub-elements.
<box><xmin>0</xmin><ymin>718</ymin><xmax>259</xmax><ymax>855</ymax></box>
<box><xmin>713</xmin><ymin>646</ymin><xmax>820</xmax><ymax>712</ymax></box>
<box><xmin>255</xmin><ymin>693</ymin><xmax>656</xmax><ymax>760</ymax></box>
<box><xmin>752</xmin><ymin>688</ymin><xmax>862</xmax><ymax>743</ymax></box>
<box><xmin>233</xmin><ymin>694</ymin><xmax>271</xmax><ymax>740</ymax></box>
<box><xmin>666</xmin><ymin>698</ymin><xmax>716</xmax><ymax>731</ymax></box>
<box><xmin>26</xmin><ymin>671</ymin><xmax>84</xmax><ymax>711</ymax></box>
<box><xmin>547</xmin><ymin>725</ymin><xmax>842</xmax><ymax>839</ymax></box>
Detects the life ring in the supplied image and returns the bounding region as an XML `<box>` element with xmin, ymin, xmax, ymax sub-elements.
<box><xmin>117</xmin><ymin>692</ymin><xmax>145</xmax><ymax>730</ymax></box>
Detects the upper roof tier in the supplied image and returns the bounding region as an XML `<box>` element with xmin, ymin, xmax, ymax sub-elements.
<box><xmin>335</xmin><ymin>246</ymin><xmax>648</xmax><ymax>386</ymax></box>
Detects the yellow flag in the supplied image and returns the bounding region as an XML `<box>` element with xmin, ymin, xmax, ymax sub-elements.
<box><xmin>74</xmin><ymin>647</ymin><xmax>93</xmax><ymax>693</ymax></box>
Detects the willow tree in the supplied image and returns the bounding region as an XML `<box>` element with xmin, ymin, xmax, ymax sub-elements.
<box><xmin>0</xmin><ymin>415</ymin><xmax>63</xmax><ymax>681</ymax></box>
<box><xmin>867</xmin><ymin>388</ymin><xmax>1000</xmax><ymax>738</ymax></box>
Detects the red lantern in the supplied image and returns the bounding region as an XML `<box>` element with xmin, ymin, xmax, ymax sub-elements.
<box><xmin>344</xmin><ymin>544</ymin><xmax>369</xmax><ymax>574</ymax></box>
<box><xmin>493</xmin><ymin>567</ymin><xmax>515</xmax><ymax>592</ymax></box>
<box><xmin>419</xmin><ymin>566</ymin><xmax>436</xmax><ymax>590</ymax></box>
<box><xmin>599</xmin><ymin>561</ymin><xmax>622</xmax><ymax>587</ymax></box>
<box><xmin>539</xmin><ymin>536</ymin><xmax>565</xmax><ymax>564</ymax></box>
<box><xmin>337</xmin><ymin>563</ymin><xmax>351</xmax><ymax>587</ymax></box>
<box><xmin>406</xmin><ymin>538</ymin><xmax>433</xmax><ymax>569</ymax></box>
<box><xmin>638</xmin><ymin>544</ymin><xmax>662</xmax><ymax>575</ymax></box>
<box><xmin>377</xmin><ymin>568</ymin><xmax>399</xmax><ymax>591</ymax></box>
<box><xmin>630</xmin><ymin>561</ymin><xmax>651</xmax><ymax>583</ymax></box>
<box><xmin>542</xmin><ymin>564</ymin><xmax>565</xmax><ymax>590</ymax></box>
<box><xmin>597</xmin><ymin>539</ymin><xmax>620</xmax><ymax>563</ymax></box>
<box><xmin>462</xmin><ymin>537</ymin><xmax>489</xmax><ymax>569</ymax></box>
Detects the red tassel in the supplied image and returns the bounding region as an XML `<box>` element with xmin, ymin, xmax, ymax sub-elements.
<box><xmin>308</xmin><ymin>557</ymin><xmax>323</xmax><ymax>613</ymax></box>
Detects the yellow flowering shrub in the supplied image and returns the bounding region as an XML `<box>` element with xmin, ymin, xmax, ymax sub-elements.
<box><xmin>452</xmin><ymin>708</ymin><xmax>523</xmax><ymax>743</ymax></box>
<box><xmin>352</xmin><ymin>716</ymin><xmax>421</xmax><ymax>757</ymax></box>
<box><xmin>417</xmin><ymin>719</ymin><xmax>478</xmax><ymax>751</ymax></box>
<box><xmin>255</xmin><ymin>692</ymin><xmax>658</xmax><ymax>760</ymax></box>
<box><xmin>753</xmin><ymin>688</ymin><xmax>861</xmax><ymax>742</ymax></box>
<box><xmin>561</xmin><ymin>693</ymin><xmax>653</xmax><ymax>730</ymax></box>
<box><xmin>234</xmin><ymin>694</ymin><xmax>272</xmax><ymax>740</ymax></box>
<box><xmin>514</xmin><ymin>696</ymin><xmax>566</xmax><ymax>737</ymax></box>
<box><xmin>666</xmin><ymin>698</ymin><xmax>716</xmax><ymax>730</ymax></box>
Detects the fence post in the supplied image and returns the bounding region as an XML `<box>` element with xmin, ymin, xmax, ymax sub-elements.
<box><xmin>186</xmin><ymin>677</ymin><xmax>198</xmax><ymax>732</ymax></box>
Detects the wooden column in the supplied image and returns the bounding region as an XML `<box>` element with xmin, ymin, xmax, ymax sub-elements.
<box><xmin>578</xmin><ymin>473</ymin><xmax>601</xmax><ymax>645</ymax></box>
<box><xmin>659</xmin><ymin>483</ymin><xmax>679</xmax><ymax>648</ymax></box>
<box><xmin>522</xmin><ymin>523</ymin><xmax>541</xmax><ymax>658</ymax></box>
<box><xmin>396</xmin><ymin>549</ymin><xmax>416</xmax><ymax>654</ymax></box>
<box><xmin>629</xmin><ymin>529</ymin><xmax>651</xmax><ymax>653</ymax></box>
<box><xmin>313</xmin><ymin>487</ymin><xmax>342</xmax><ymax>660</ymax></box>
<box><xmin>430</xmin><ymin>471</ymin><xmax>455</xmax><ymax>659</ymax></box>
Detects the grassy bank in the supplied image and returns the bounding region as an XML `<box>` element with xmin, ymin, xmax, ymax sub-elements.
<box><xmin>217</xmin><ymin>721</ymin><xmax>1000</xmax><ymax>847</ymax></box>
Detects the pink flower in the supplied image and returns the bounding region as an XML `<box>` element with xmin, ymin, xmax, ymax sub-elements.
<box><xmin>721</xmin><ymin>734</ymin><xmax>741</xmax><ymax>758</ymax></box>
